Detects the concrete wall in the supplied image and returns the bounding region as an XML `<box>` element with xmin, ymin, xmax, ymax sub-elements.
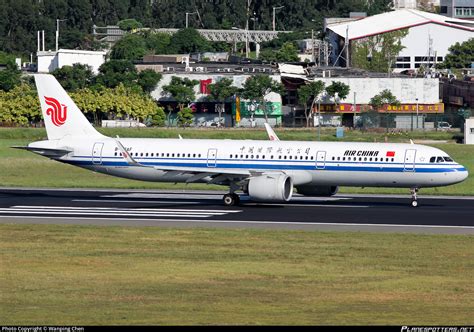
<box><xmin>465</xmin><ymin>118</ymin><xmax>474</xmax><ymax>144</ymax></box>
<box><xmin>36</xmin><ymin>49</ymin><xmax>106</xmax><ymax>74</ymax></box>
<box><xmin>313</xmin><ymin>77</ymin><xmax>440</xmax><ymax>104</ymax></box>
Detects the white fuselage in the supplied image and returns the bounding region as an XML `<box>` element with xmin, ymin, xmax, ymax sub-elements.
<box><xmin>30</xmin><ymin>137</ymin><xmax>468</xmax><ymax>189</ymax></box>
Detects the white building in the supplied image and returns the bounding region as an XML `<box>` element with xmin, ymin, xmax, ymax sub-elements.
<box><xmin>465</xmin><ymin>118</ymin><xmax>474</xmax><ymax>144</ymax></box>
<box><xmin>326</xmin><ymin>9</ymin><xmax>474</xmax><ymax>72</ymax></box>
<box><xmin>37</xmin><ymin>49</ymin><xmax>107</xmax><ymax>74</ymax></box>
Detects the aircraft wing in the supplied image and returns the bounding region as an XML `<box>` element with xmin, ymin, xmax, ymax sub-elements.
<box><xmin>114</xmin><ymin>137</ymin><xmax>268</xmax><ymax>183</ymax></box>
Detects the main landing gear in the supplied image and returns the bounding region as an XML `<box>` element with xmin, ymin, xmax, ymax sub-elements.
<box><xmin>223</xmin><ymin>193</ymin><xmax>240</xmax><ymax>206</ymax></box>
<box><xmin>410</xmin><ymin>188</ymin><xmax>419</xmax><ymax>207</ymax></box>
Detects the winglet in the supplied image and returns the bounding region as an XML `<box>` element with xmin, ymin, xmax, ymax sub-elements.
<box><xmin>264</xmin><ymin>122</ymin><xmax>280</xmax><ymax>141</ymax></box>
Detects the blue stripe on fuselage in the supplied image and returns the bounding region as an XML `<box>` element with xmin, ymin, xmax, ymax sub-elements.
<box><xmin>66</xmin><ymin>158</ymin><xmax>466</xmax><ymax>173</ymax></box>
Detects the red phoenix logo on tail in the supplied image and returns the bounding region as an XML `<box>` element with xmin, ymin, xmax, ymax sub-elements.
<box><xmin>44</xmin><ymin>96</ymin><xmax>67</xmax><ymax>127</ymax></box>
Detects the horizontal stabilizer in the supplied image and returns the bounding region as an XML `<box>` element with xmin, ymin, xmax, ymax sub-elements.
<box><xmin>12</xmin><ymin>146</ymin><xmax>72</xmax><ymax>157</ymax></box>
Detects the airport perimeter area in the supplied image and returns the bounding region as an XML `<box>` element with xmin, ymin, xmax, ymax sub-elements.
<box><xmin>1</xmin><ymin>127</ymin><xmax>473</xmax><ymax>325</ymax></box>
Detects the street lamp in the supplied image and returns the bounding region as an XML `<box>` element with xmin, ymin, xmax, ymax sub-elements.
<box><xmin>56</xmin><ymin>19</ymin><xmax>67</xmax><ymax>52</ymax></box>
<box><xmin>272</xmin><ymin>6</ymin><xmax>284</xmax><ymax>31</ymax></box>
<box><xmin>185</xmin><ymin>12</ymin><xmax>197</xmax><ymax>28</ymax></box>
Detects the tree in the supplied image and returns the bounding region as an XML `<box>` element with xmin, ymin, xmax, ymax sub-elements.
<box><xmin>352</xmin><ymin>29</ymin><xmax>408</xmax><ymax>73</ymax></box>
<box><xmin>440</xmin><ymin>38</ymin><xmax>474</xmax><ymax>69</ymax></box>
<box><xmin>260</xmin><ymin>41</ymin><xmax>300</xmax><ymax>62</ymax></box>
<box><xmin>169</xmin><ymin>28</ymin><xmax>212</xmax><ymax>54</ymax></box>
<box><xmin>297</xmin><ymin>80</ymin><xmax>325</xmax><ymax>127</ymax></box>
<box><xmin>0</xmin><ymin>61</ymin><xmax>21</xmax><ymax>92</ymax></box>
<box><xmin>177</xmin><ymin>107</ymin><xmax>194</xmax><ymax>127</ymax></box>
<box><xmin>95</xmin><ymin>60</ymin><xmax>138</xmax><ymax>90</ymax></box>
<box><xmin>325</xmin><ymin>81</ymin><xmax>350</xmax><ymax>104</ymax></box>
<box><xmin>52</xmin><ymin>63</ymin><xmax>94</xmax><ymax>91</ymax></box>
<box><xmin>207</xmin><ymin>78</ymin><xmax>239</xmax><ymax>127</ymax></box>
<box><xmin>162</xmin><ymin>76</ymin><xmax>199</xmax><ymax>112</ymax></box>
<box><xmin>369</xmin><ymin>89</ymin><xmax>400</xmax><ymax>133</ymax></box>
<box><xmin>143</xmin><ymin>31</ymin><xmax>172</xmax><ymax>54</ymax></box>
<box><xmin>137</xmin><ymin>69</ymin><xmax>162</xmax><ymax>94</ymax></box>
<box><xmin>118</xmin><ymin>19</ymin><xmax>143</xmax><ymax>32</ymax></box>
<box><xmin>276</xmin><ymin>42</ymin><xmax>300</xmax><ymax>62</ymax></box>
<box><xmin>241</xmin><ymin>75</ymin><xmax>284</xmax><ymax>122</ymax></box>
<box><xmin>0</xmin><ymin>83</ymin><xmax>40</xmax><ymax>125</ymax></box>
<box><xmin>110</xmin><ymin>34</ymin><xmax>147</xmax><ymax>60</ymax></box>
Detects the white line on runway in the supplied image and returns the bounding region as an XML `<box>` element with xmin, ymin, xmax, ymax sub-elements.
<box><xmin>0</xmin><ymin>215</ymin><xmax>472</xmax><ymax>231</ymax></box>
<box><xmin>12</xmin><ymin>206</ymin><xmax>241</xmax><ymax>213</ymax></box>
<box><xmin>0</xmin><ymin>206</ymin><xmax>242</xmax><ymax>218</ymax></box>
<box><xmin>73</xmin><ymin>199</ymin><xmax>200</xmax><ymax>204</ymax></box>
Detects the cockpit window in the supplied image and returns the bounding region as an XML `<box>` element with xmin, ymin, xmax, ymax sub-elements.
<box><xmin>436</xmin><ymin>157</ymin><xmax>444</xmax><ymax>163</ymax></box>
<box><xmin>430</xmin><ymin>157</ymin><xmax>436</xmax><ymax>163</ymax></box>
<box><xmin>444</xmin><ymin>157</ymin><xmax>453</xmax><ymax>162</ymax></box>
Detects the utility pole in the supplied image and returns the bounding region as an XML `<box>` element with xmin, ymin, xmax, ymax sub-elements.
<box><xmin>311</xmin><ymin>29</ymin><xmax>315</xmax><ymax>63</ymax></box>
<box><xmin>56</xmin><ymin>19</ymin><xmax>67</xmax><ymax>52</ymax></box>
<box><xmin>186</xmin><ymin>12</ymin><xmax>197</xmax><ymax>28</ymax></box>
<box><xmin>272</xmin><ymin>6</ymin><xmax>284</xmax><ymax>31</ymax></box>
<box><xmin>416</xmin><ymin>98</ymin><xmax>419</xmax><ymax>130</ymax></box>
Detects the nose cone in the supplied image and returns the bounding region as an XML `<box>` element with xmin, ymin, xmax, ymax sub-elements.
<box><xmin>451</xmin><ymin>165</ymin><xmax>469</xmax><ymax>185</ymax></box>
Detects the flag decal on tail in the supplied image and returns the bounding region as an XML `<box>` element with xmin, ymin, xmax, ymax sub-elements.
<box><xmin>44</xmin><ymin>96</ymin><xmax>68</xmax><ymax>127</ymax></box>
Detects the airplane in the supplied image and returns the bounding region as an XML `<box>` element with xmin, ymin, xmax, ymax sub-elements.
<box><xmin>15</xmin><ymin>74</ymin><xmax>469</xmax><ymax>207</ymax></box>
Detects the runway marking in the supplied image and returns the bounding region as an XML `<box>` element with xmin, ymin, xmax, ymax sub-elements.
<box><xmin>245</xmin><ymin>203</ymin><xmax>369</xmax><ymax>208</ymax></box>
<box><xmin>11</xmin><ymin>206</ymin><xmax>241</xmax><ymax>213</ymax></box>
<box><xmin>0</xmin><ymin>206</ymin><xmax>241</xmax><ymax>219</ymax></box>
<box><xmin>0</xmin><ymin>215</ymin><xmax>473</xmax><ymax>231</ymax></box>
<box><xmin>73</xmin><ymin>199</ymin><xmax>200</xmax><ymax>204</ymax></box>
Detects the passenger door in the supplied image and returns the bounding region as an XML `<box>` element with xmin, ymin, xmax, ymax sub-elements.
<box><xmin>404</xmin><ymin>149</ymin><xmax>416</xmax><ymax>172</ymax></box>
<box><xmin>316</xmin><ymin>150</ymin><xmax>326</xmax><ymax>170</ymax></box>
<box><xmin>207</xmin><ymin>148</ymin><xmax>217</xmax><ymax>167</ymax></box>
<box><xmin>92</xmin><ymin>142</ymin><xmax>104</xmax><ymax>165</ymax></box>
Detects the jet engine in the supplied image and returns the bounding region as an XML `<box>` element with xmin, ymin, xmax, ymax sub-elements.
<box><xmin>295</xmin><ymin>185</ymin><xmax>339</xmax><ymax>196</ymax></box>
<box><xmin>247</xmin><ymin>174</ymin><xmax>293</xmax><ymax>202</ymax></box>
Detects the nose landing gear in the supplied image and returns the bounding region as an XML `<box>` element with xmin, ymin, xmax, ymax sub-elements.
<box><xmin>410</xmin><ymin>188</ymin><xmax>419</xmax><ymax>207</ymax></box>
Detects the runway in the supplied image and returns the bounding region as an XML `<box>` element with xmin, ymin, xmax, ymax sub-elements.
<box><xmin>0</xmin><ymin>188</ymin><xmax>473</xmax><ymax>234</ymax></box>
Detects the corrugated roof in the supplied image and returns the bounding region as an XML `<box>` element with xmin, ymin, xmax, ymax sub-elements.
<box><xmin>327</xmin><ymin>9</ymin><xmax>474</xmax><ymax>40</ymax></box>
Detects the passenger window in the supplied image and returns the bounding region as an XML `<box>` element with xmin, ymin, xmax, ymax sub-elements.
<box><xmin>391</xmin><ymin>158</ymin><xmax>394</xmax><ymax>162</ymax></box>
<box><xmin>430</xmin><ymin>157</ymin><xmax>435</xmax><ymax>163</ymax></box>
<box><xmin>337</xmin><ymin>157</ymin><xmax>340</xmax><ymax>161</ymax></box>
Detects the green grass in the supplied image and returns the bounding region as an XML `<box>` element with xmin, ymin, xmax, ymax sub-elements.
<box><xmin>0</xmin><ymin>126</ymin><xmax>460</xmax><ymax>142</ymax></box>
<box><xmin>0</xmin><ymin>127</ymin><xmax>472</xmax><ymax>194</ymax></box>
<box><xmin>1</xmin><ymin>224</ymin><xmax>473</xmax><ymax>325</ymax></box>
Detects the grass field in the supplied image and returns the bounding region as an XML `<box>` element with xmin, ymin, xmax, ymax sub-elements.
<box><xmin>1</xmin><ymin>224</ymin><xmax>473</xmax><ymax>325</ymax></box>
<box><xmin>0</xmin><ymin>127</ymin><xmax>472</xmax><ymax>195</ymax></box>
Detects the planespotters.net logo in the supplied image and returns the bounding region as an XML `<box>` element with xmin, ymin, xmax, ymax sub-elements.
<box><xmin>402</xmin><ymin>327</ymin><xmax>474</xmax><ymax>332</ymax></box>
<box><xmin>44</xmin><ymin>96</ymin><xmax>68</xmax><ymax>127</ymax></box>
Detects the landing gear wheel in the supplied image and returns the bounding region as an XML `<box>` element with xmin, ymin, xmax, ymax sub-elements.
<box><xmin>223</xmin><ymin>193</ymin><xmax>240</xmax><ymax>206</ymax></box>
<box><xmin>410</xmin><ymin>188</ymin><xmax>419</xmax><ymax>208</ymax></box>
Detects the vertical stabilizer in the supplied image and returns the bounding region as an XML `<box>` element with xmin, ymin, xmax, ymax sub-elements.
<box><xmin>34</xmin><ymin>74</ymin><xmax>103</xmax><ymax>140</ymax></box>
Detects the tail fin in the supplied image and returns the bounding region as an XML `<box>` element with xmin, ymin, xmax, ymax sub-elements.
<box><xmin>34</xmin><ymin>74</ymin><xmax>103</xmax><ymax>140</ymax></box>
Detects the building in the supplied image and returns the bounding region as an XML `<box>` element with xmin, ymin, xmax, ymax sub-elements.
<box><xmin>37</xmin><ymin>49</ymin><xmax>107</xmax><ymax>74</ymax></box>
<box><xmin>150</xmin><ymin>70</ymin><xmax>282</xmax><ymax>128</ymax></box>
<box><xmin>281</xmin><ymin>67</ymin><xmax>444</xmax><ymax>129</ymax></box>
<box><xmin>326</xmin><ymin>9</ymin><xmax>474</xmax><ymax>72</ymax></box>
<box><xmin>440</xmin><ymin>0</ymin><xmax>474</xmax><ymax>20</ymax></box>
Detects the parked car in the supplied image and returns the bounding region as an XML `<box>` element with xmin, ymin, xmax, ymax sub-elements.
<box><xmin>436</xmin><ymin>121</ymin><xmax>452</xmax><ymax>130</ymax></box>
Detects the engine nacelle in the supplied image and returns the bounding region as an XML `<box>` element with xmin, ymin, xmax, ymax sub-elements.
<box><xmin>248</xmin><ymin>174</ymin><xmax>293</xmax><ymax>202</ymax></box>
<box><xmin>296</xmin><ymin>185</ymin><xmax>339</xmax><ymax>197</ymax></box>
